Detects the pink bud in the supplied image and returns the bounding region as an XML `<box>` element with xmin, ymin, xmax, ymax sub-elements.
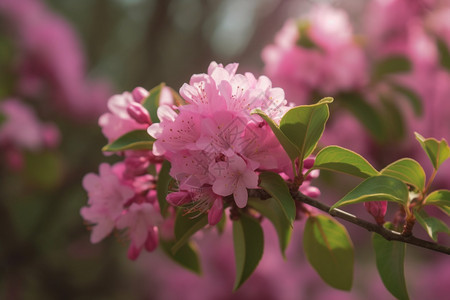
<box><xmin>305</xmin><ymin>169</ymin><xmax>320</xmax><ymax>181</ymax></box>
<box><xmin>303</xmin><ymin>157</ymin><xmax>315</xmax><ymax>169</ymax></box>
<box><xmin>131</xmin><ymin>87</ymin><xmax>149</xmax><ymax>102</ymax></box>
<box><xmin>302</xmin><ymin>186</ymin><xmax>321</xmax><ymax>198</ymax></box>
<box><xmin>166</xmin><ymin>191</ymin><xmax>192</xmax><ymax>206</ymax></box>
<box><xmin>144</xmin><ymin>227</ymin><xmax>159</xmax><ymax>252</ymax></box>
<box><xmin>364</xmin><ymin>201</ymin><xmax>387</xmax><ymax>225</ymax></box>
<box><xmin>208</xmin><ymin>197</ymin><xmax>223</xmax><ymax>226</ymax></box>
<box><xmin>127</xmin><ymin>102</ymin><xmax>151</xmax><ymax>124</ymax></box>
<box><xmin>127</xmin><ymin>243</ymin><xmax>142</xmax><ymax>261</ymax></box>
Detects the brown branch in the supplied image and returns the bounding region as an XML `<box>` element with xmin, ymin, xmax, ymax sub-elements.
<box><xmin>249</xmin><ymin>189</ymin><xmax>450</xmax><ymax>255</ymax></box>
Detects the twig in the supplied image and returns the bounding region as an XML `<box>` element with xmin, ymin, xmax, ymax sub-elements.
<box><xmin>249</xmin><ymin>189</ymin><xmax>450</xmax><ymax>255</ymax></box>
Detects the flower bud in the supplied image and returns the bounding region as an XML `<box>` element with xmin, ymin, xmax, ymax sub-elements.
<box><xmin>145</xmin><ymin>227</ymin><xmax>159</xmax><ymax>252</ymax></box>
<box><xmin>131</xmin><ymin>87</ymin><xmax>149</xmax><ymax>102</ymax></box>
<box><xmin>208</xmin><ymin>197</ymin><xmax>223</xmax><ymax>226</ymax></box>
<box><xmin>364</xmin><ymin>201</ymin><xmax>387</xmax><ymax>225</ymax></box>
<box><xmin>127</xmin><ymin>102</ymin><xmax>151</xmax><ymax>124</ymax></box>
<box><xmin>166</xmin><ymin>191</ymin><xmax>192</xmax><ymax>206</ymax></box>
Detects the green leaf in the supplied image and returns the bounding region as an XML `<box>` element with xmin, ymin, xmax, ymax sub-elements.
<box><xmin>381</xmin><ymin>158</ymin><xmax>426</xmax><ymax>192</ymax></box>
<box><xmin>436</xmin><ymin>37</ymin><xmax>450</xmax><ymax>71</ymax></box>
<box><xmin>102</xmin><ymin>130</ymin><xmax>154</xmax><ymax>152</ymax></box>
<box><xmin>296</xmin><ymin>22</ymin><xmax>320</xmax><ymax>50</ymax></box>
<box><xmin>157</xmin><ymin>161</ymin><xmax>171</xmax><ymax>216</ymax></box>
<box><xmin>372</xmin><ymin>222</ymin><xmax>409</xmax><ymax>300</ymax></box>
<box><xmin>279</xmin><ymin>97</ymin><xmax>333</xmax><ymax>161</ymax></box>
<box><xmin>373</xmin><ymin>55</ymin><xmax>412</xmax><ymax>81</ymax></box>
<box><xmin>142</xmin><ymin>83</ymin><xmax>166</xmax><ymax>123</ymax></box>
<box><xmin>160</xmin><ymin>238</ymin><xmax>202</xmax><ymax>274</ymax></box>
<box><xmin>303</xmin><ymin>215</ymin><xmax>354</xmax><ymax>290</ymax></box>
<box><xmin>380</xmin><ymin>95</ymin><xmax>406</xmax><ymax>140</ymax></box>
<box><xmin>233</xmin><ymin>214</ymin><xmax>264</xmax><ymax>291</ymax></box>
<box><xmin>252</xmin><ymin>109</ymin><xmax>300</xmax><ymax>161</ymax></box>
<box><xmin>311</xmin><ymin>146</ymin><xmax>379</xmax><ymax>178</ymax></box>
<box><xmin>414</xmin><ymin>209</ymin><xmax>450</xmax><ymax>242</ymax></box>
<box><xmin>172</xmin><ymin>210</ymin><xmax>208</xmax><ymax>254</ymax></box>
<box><xmin>415</xmin><ymin>132</ymin><xmax>450</xmax><ymax>170</ymax></box>
<box><xmin>216</xmin><ymin>212</ymin><xmax>227</xmax><ymax>235</ymax></box>
<box><xmin>425</xmin><ymin>190</ymin><xmax>450</xmax><ymax>215</ymax></box>
<box><xmin>389</xmin><ymin>82</ymin><xmax>423</xmax><ymax>117</ymax></box>
<box><xmin>248</xmin><ymin>197</ymin><xmax>292</xmax><ymax>257</ymax></box>
<box><xmin>339</xmin><ymin>92</ymin><xmax>386</xmax><ymax>142</ymax></box>
<box><xmin>330</xmin><ymin>176</ymin><xmax>409</xmax><ymax>210</ymax></box>
<box><xmin>258</xmin><ymin>172</ymin><xmax>296</xmax><ymax>224</ymax></box>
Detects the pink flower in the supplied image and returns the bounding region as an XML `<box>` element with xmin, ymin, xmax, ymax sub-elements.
<box><xmin>80</xmin><ymin>163</ymin><xmax>134</xmax><ymax>243</ymax></box>
<box><xmin>209</xmin><ymin>155</ymin><xmax>258</xmax><ymax>208</ymax></box>
<box><xmin>99</xmin><ymin>92</ymin><xmax>146</xmax><ymax>142</ymax></box>
<box><xmin>116</xmin><ymin>203</ymin><xmax>162</xmax><ymax>260</ymax></box>
<box><xmin>149</xmin><ymin>62</ymin><xmax>291</xmax><ymax>210</ymax></box>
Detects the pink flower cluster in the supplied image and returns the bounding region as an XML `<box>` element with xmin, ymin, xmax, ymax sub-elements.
<box><xmin>262</xmin><ymin>5</ymin><xmax>368</xmax><ymax>105</ymax></box>
<box><xmin>0</xmin><ymin>98</ymin><xmax>60</xmax><ymax>170</ymax></box>
<box><xmin>82</xmin><ymin>64</ymin><xmax>323</xmax><ymax>260</ymax></box>
<box><xmin>81</xmin><ymin>87</ymin><xmax>170</xmax><ymax>260</ymax></box>
<box><xmin>148</xmin><ymin>62</ymin><xmax>299</xmax><ymax>225</ymax></box>
<box><xmin>148</xmin><ymin>62</ymin><xmax>324</xmax><ymax>225</ymax></box>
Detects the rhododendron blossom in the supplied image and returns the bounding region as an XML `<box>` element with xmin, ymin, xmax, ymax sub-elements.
<box><xmin>148</xmin><ymin>62</ymin><xmax>304</xmax><ymax>211</ymax></box>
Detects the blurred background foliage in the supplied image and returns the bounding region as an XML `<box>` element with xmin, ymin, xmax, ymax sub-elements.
<box><xmin>1</xmin><ymin>0</ymin><xmax>449</xmax><ymax>299</ymax></box>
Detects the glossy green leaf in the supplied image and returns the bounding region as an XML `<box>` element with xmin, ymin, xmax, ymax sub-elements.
<box><xmin>373</xmin><ymin>222</ymin><xmax>409</xmax><ymax>300</ymax></box>
<box><xmin>311</xmin><ymin>146</ymin><xmax>378</xmax><ymax>178</ymax></box>
<box><xmin>389</xmin><ymin>82</ymin><xmax>423</xmax><ymax>116</ymax></box>
<box><xmin>248</xmin><ymin>197</ymin><xmax>292</xmax><ymax>257</ymax></box>
<box><xmin>373</xmin><ymin>55</ymin><xmax>411</xmax><ymax>81</ymax></box>
<box><xmin>339</xmin><ymin>92</ymin><xmax>386</xmax><ymax>142</ymax></box>
<box><xmin>172</xmin><ymin>210</ymin><xmax>208</xmax><ymax>254</ymax></box>
<box><xmin>233</xmin><ymin>214</ymin><xmax>264</xmax><ymax>291</ymax></box>
<box><xmin>102</xmin><ymin>130</ymin><xmax>154</xmax><ymax>152</ymax></box>
<box><xmin>258</xmin><ymin>172</ymin><xmax>296</xmax><ymax>224</ymax></box>
<box><xmin>279</xmin><ymin>97</ymin><xmax>333</xmax><ymax>161</ymax></box>
<box><xmin>142</xmin><ymin>83</ymin><xmax>165</xmax><ymax>123</ymax></box>
<box><xmin>252</xmin><ymin>109</ymin><xmax>300</xmax><ymax>161</ymax></box>
<box><xmin>303</xmin><ymin>215</ymin><xmax>354</xmax><ymax>290</ymax></box>
<box><xmin>436</xmin><ymin>37</ymin><xmax>450</xmax><ymax>71</ymax></box>
<box><xmin>160</xmin><ymin>238</ymin><xmax>202</xmax><ymax>274</ymax></box>
<box><xmin>414</xmin><ymin>209</ymin><xmax>450</xmax><ymax>242</ymax></box>
<box><xmin>425</xmin><ymin>190</ymin><xmax>450</xmax><ymax>215</ymax></box>
<box><xmin>156</xmin><ymin>161</ymin><xmax>171</xmax><ymax>216</ymax></box>
<box><xmin>381</xmin><ymin>158</ymin><xmax>426</xmax><ymax>192</ymax></box>
<box><xmin>415</xmin><ymin>132</ymin><xmax>450</xmax><ymax>170</ymax></box>
<box><xmin>330</xmin><ymin>176</ymin><xmax>409</xmax><ymax>210</ymax></box>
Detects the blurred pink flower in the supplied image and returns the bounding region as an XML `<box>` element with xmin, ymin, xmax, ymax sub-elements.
<box><xmin>262</xmin><ymin>5</ymin><xmax>368</xmax><ymax>104</ymax></box>
<box><xmin>0</xmin><ymin>0</ymin><xmax>112</xmax><ymax>120</ymax></box>
<box><xmin>0</xmin><ymin>98</ymin><xmax>60</xmax><ymax>151</ymax></box>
